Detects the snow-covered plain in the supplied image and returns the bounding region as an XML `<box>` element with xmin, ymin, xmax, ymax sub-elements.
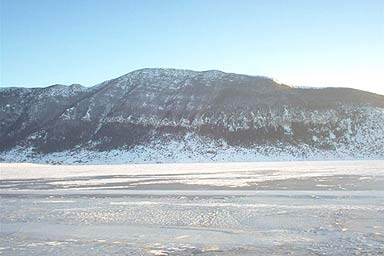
<box><xmin>1</xmin><ymin>161</ymin><xmax>384</xmax><ymax>255</ymax></box>
<box><xmin>1</xmin><ymin>160</ymin><xmax>384</xmax><ymax>189</ymax></box>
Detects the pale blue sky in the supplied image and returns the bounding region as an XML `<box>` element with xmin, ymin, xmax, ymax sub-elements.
<box><xmin>1</xmin><ymin>0</ymin><xmax>383</xmax><ymax>94</ymax></box>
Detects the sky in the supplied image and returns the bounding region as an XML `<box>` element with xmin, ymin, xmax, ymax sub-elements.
<box><xmin>1</xmin><ymin>0</ymin><xmax>383</xmax><ymax>94</ymax></box>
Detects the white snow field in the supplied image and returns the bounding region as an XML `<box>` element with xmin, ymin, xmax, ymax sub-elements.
<box><xmin>1</xmin><ymin>160</ymin><xmax>384</xmax><ymax>255</ymax></box>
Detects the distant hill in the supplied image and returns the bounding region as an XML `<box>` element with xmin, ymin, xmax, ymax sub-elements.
<box><xmin>1</xmin><ymin>68</ymin><xmax>383</xmax><ymax>164</ymax></box>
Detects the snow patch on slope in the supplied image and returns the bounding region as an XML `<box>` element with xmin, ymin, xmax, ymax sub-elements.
<box><xmin>1</xmin><ymin>133</ymin><xmax>383</xmax><ymax>165</ymax></box>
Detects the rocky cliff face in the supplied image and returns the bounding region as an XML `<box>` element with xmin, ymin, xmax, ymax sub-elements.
<box><xmin>1</xmin><ymin>68</ymin><xmax>383</xmax><ymax>163</ymax></box>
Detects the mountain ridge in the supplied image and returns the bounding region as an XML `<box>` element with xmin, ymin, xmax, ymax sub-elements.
<box><xmin>1</xmin><ymin>68</ymin><xmax>383</xmax><ymax>164</ymax></box>
<box><xmin>2</xmin><ymin>68</ymin><xmax>383</xmax><ymax>97</ymax></box>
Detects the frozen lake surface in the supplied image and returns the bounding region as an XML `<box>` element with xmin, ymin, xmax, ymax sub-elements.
<box><xmin>1</xmin><ymin>161</ymin><xmax>384</xmax><ymax>255</ymax></box>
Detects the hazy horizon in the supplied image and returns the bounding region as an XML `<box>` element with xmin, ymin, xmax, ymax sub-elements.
<box><xmin>1</xmin><ymin>0</ymin><xmax>383</xmax><ymax>94</ymax></box>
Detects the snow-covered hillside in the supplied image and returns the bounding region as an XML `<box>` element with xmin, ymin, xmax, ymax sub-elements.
<box><xmin>1</xmin><ymin>68</ymin><xmax>384</xmax><ymax>164</ymax></box>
